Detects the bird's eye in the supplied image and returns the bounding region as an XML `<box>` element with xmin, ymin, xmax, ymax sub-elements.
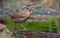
<box><xmin>26</xmin><ymin>8</ymin><xmax>29</xmax><ymax>9</ymax></box>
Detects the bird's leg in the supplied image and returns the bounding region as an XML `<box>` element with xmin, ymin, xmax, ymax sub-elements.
<box><xmin>20</xmin><ymin>23</ymin><xmax>28</xmax><ymax>30</ymax></box>
<box><xmin>20</xmin><ymin>23</ymin><xmax>28</xmax><ymax>38</ymax></box>
<box><xmin>14</xmin><ymin>22</ymin><xmax>17</xmax><ymax>37</ymax></box>
<box><xmin>14</xmin><ymin>22</ymin><xmax>17</xmax><ymax>30</ymax></box>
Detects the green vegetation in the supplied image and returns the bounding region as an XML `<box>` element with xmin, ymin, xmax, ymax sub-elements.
<box><xmin>6</xmin><ymin>19</ymin><xmax>55</xmax><ymax>32</ymax></box>
<box><xmin>5</xmin><ymin>17</ymin><xmax>60</xmax><ymax>38</ymax></box>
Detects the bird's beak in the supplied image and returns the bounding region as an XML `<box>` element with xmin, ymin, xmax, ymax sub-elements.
<box><xmin>29</xmin><ymin>7</ymin><xmax>32</xmax><ymax>11</ymax></box>
<box><xmin>28</xmin><ymin>6</ymin><xmax>34</xmax><ymax>11</ymax></box>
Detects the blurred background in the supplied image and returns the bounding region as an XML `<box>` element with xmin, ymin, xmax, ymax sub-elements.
<box><xmin>0</xmin><ymin>0</ymin><xmax>60</xmax><ymax>38</ymax></box>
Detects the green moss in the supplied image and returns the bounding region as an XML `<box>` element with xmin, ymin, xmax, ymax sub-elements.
<box><xmin>6</xmin><ymin>19</ymin><xmax>56</xmax><ymax>38</ymax></box>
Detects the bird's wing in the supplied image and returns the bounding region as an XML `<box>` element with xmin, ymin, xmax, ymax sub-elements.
<box><xmin>13</xmin><ymin>10</ymin><xmax>30</xmax><ymax>18</ymax></box>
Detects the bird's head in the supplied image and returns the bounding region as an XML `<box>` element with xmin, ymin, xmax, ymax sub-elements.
<box><xmin>23</xmin><ymin>4</ymin><xmax>34</xmax><ymax>11</ymax></box>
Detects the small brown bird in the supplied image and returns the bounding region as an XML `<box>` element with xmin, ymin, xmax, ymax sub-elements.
<box><xmin>6</xmin><ymin>5</ymin><xmax>34</xmax><ymax>37</ymax></box>
<box><xmin>6</xmin><ymin>5</ymin><xmax>32</xmax><ymax>19</ymax></box>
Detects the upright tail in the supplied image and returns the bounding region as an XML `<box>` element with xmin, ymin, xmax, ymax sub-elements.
<box><xmin>6</xmin><ymin>13</ymin><xmax>13</xmax><ymax>18</ymax></box>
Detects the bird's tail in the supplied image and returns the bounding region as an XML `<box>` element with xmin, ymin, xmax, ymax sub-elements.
<box><xmin>6</xmin><ymin>13</ymin><xmax>13</xmax><ymax>18</ymax></box>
